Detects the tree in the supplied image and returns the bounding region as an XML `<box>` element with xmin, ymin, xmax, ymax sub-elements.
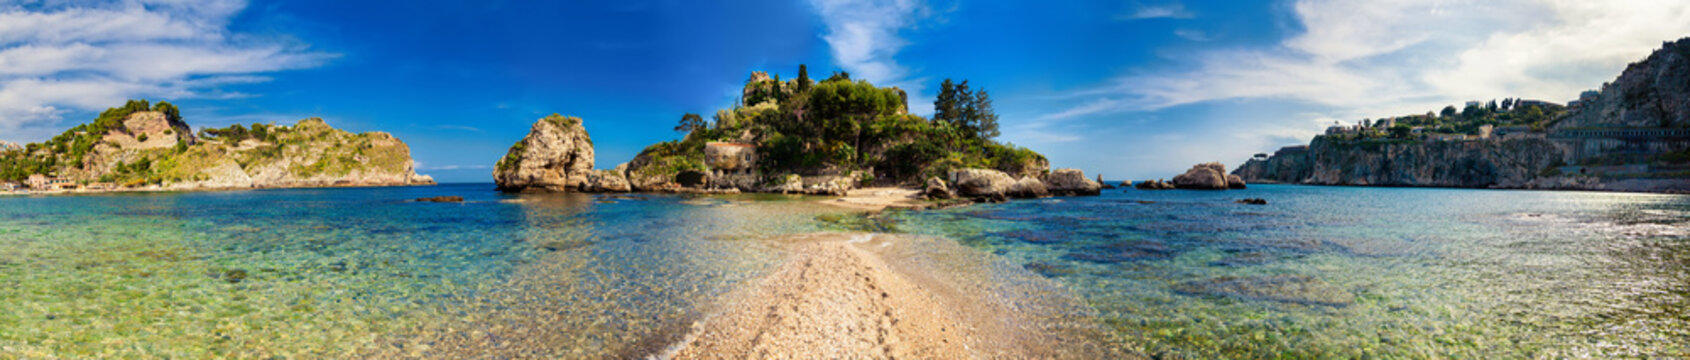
<box><xmin>825</xmin><ymin>71</ymin><xmax>851</xmax><ymax>83</ymax></box>
<box><xmin>153</xmin><ymin>101</ymin><xmax>181</xmax><ymax>123</ymax></box>
<box><xmin>796</xmin><ymin>64</ymin><xmax>811</xmax><ymax>93</ymax></box>
<box><xmin>1441</xmin><ymin>105</ymin><xmax>1458</xmax><ymax>118</ymax></box>
<box><xmin>1390</xmin><ymin>124</ymin><xmax>1412</xmax><ymax>139</ymax></box>
<box><xmin>934</xmin><ymin>79</ymin><xmax>959</xmax><ymax>125</ymax></box>
<box><xmin>675</xmin><ymin>113</ymin><xmax>707</xmax><ymax>133</ymax></box>
<box><xmin>972</xmin><ymin>89</ymin><xmax>999</xmax><ymax>141</ymax></box>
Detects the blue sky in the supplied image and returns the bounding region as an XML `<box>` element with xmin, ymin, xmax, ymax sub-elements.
<box><xmin>3</xmin><ymin>0</ymin><xmax>1690</xmax><ymax>182</ymax></box>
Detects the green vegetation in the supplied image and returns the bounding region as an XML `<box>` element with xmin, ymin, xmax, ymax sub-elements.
<box><xmin>632</xmin><ymin>66</ymin><xmax>1046</xmax><ymax>184</ymax></box>
<box><xmin>1323</xmin><ymin>98</ymin><xmax>1568</xmax><ymax>143</ymax></box>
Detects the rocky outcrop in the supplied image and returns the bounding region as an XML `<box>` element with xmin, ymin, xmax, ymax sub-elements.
<box><xmin>1008</xmin><ymin>176</ymin><xmax>1050</xmax><ymax>198</ymax></box>
<box><xmin>494</xmin><ymin>114</ymin><xmax>596</xmax><ymax>192</ymax></box>
<box><xmin>950</xmin><ymin>168</ymin><xmax>1015</xmax><ymax>199</ymax></box>
<box><xmin>1559</xmin><ymin>38</ymin><xmax>1690</xmax><ymax>129</ymax></box>
<box><xmin>923</xmin><ymin>177</ymin><xmax>953</xmax><ymax>199</ymax></box>
<box><xmin>1172</xmin><ymin>163</ymin><xmax>1230</xmax><ymax>190</ymax></box>
<box><xmin>1226</xmin><ymin>174</ymin><xmax>1247</xmax><ymax>189</ymax></box>
<box><xmin>581</xmin><ymin>170</ymin><xmax>632</xmax><ymax>192</ymax></box>
<box><xmin>1044</xmin><ymin>169</ymin><xmax>1101</xmax><ymax>196</ymax></box>
<box><xmin>1135</xmin><ymin>179</ymin><xmax>1175</xmax><ymax>190</ymax></box>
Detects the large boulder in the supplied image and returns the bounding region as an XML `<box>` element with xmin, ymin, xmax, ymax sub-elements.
<box><xmin>924</xmin><ymin>177</ymin><xmax>954</xmax><ymax>199</ymax></box>
<box><xmin>950</xmin><ymin>168</ymin><xmax>1015</xmax><ymax>199</ymax></box>
<box><xmin>1007</xmin><ymin>176</ymin><xmax>1050</xmax><ymax>198</ymax></box>
<box><xmin>581</xmin><ymin>170</ymin><xmax>632</xmax><ymax>192</ymax></box>
<box><xmin>1226</xmin><ymin>174</ymin><xmax>1248</xmax><ymax>189</ymax></box>
<box><xmin>494</xmin><ymin>114</ymin><xmax>596</xmax><ymax>192</ymax></box>
<box><xmin>1045</xmin><ymin>169</ymin><xmax>1102</xmax><ymax>196</ymax></box>
<box><xmin>763</xmin><ymin>174</ymin><xmax>804</xmax><ymax>194</ymax></box>
<box><xmin>1172</xmin><ymin>162</ymin><xmax>1229</xmax><ymax>190</ymax></box>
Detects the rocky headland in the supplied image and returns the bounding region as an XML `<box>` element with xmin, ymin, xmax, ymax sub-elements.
<box><xmin>0</xmin><ymin>100</ymin><xmax>434</xmax><ymax>193</ymax></box>
<box><xmin>1235</xmin><ymin>37</ymin><xmax>1690</xmax><ymax>193</ymax></box>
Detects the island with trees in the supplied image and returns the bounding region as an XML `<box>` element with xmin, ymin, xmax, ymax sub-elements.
<box><xmin>492</xmin><ymin>65</ymin><xmax>1103</xmax><ymax>202</ymax></box>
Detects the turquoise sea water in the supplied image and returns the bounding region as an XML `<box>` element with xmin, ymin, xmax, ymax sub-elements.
<box><xmin>1</xmin><ymin>183</ymin><xmax>1687</xmax><ymax>358</ymax></box>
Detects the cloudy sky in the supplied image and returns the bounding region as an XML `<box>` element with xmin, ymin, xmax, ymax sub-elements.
<box><xmin>2</xmin><ymin>0</ymin><xmax>1688</xmax><ymax>182</ymax></box>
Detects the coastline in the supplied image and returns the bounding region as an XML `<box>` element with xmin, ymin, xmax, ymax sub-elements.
<box><xmin>1232</xmin><ymin>180</ymin><xmax>1690</xmax><ymax>195</ymax></box>
<box><xmin>0</xmin><ymin>180</ymin><xmax>438</xmax><ymax>196</ymax></box>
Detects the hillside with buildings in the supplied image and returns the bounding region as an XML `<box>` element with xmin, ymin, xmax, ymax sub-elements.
<box><xmin>1235</xmin><ymin>37</ymin><xmax>1690</xmax><ymax>193</ymax></box>
<box><xmin>0</xmin><ymin>100</ymin><xmax>434</xmax><ymax>193</ymax></box>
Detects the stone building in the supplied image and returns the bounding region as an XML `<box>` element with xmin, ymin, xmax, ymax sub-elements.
<box><xmin>704</xmin><ymin>142</ymin><xmax>758</xmax><ymax>176</ymax></box>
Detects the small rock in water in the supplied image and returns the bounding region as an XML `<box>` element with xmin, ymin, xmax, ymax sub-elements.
<box><xmin>224</xmin><ymin>269</ymin><xmax>249</xmax><ymax>283</ymax></box>
<box><xmin>414</xmin><ymin>196</ymin><xmax>465</xmax><ymax>203</ymax></box>
<box><xmin>1236</xmin><ymin>198</ymin><xmax>1267</xmax><ymax>205</ymax></box>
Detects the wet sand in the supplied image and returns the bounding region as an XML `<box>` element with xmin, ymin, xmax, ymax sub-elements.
<box><xmin>663</xmin><ymin>233</ymin><xmax>1129</xmax><ymax>359</ymax></box>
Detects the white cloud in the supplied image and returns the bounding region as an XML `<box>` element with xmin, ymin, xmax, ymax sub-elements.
<box><xmin>1118</xmin><ymin>2</ymin><xmax>1194</xmax><ymax>20</ymax></box>
<box><xmin>0</xmin><ymin>0</ymin><xmax>332</xmax><ymax>142</ymax></box>
<box><xmin>1055</xmin><ymin>0</ymin><xmax>1690</xmax><ymax>127</ymax></box>
<box><xmin>1173</xmin><ymin>29</ymin><xmax>1212</xmax><ymax>42</ymax></box>
<box><xmin>807</xmin><ymin>0</ymin><xmax>932</xmax><ymax>114</ymax></box>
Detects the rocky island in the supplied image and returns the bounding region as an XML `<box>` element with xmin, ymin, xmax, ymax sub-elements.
<box><xmin>1236</xmin><ymin>37</ymin><xmax>1690</xmax><ymax>193</ymax></box>
<box><xmin>0</xmin><ymin>100</ymin><xmax>434</xmax><ymax>193</ymax></box>
<box><xmin>492</xmin><ymin>67</ymin><xmax>1102</xmax><ymax>203</ymax></box>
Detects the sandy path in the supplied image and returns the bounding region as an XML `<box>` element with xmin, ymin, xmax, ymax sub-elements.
<box><xmin>663</xmin><ymin>233</ymin><xmax>1129</xmax><ymax>359</ymax></box>
<box><xmin>819</xmin><ymin>187</ymin><xmax>930</xmax><ymax>212</ymax></box>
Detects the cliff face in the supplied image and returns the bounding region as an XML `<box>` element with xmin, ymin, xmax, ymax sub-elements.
<box><xmin>1234</xmin><ymin>137</ymin><xmax>1567</xmax><ymax>188</ymax></box>
<box><xmin>492</xmin><ymin>114</ymin><xmax>603</xmax><ymax>192</ymax></box>
<box><xmin>1559</xmin><ymin>38</ymin><xmax>1690</xmax><ymax>129</ymax></box>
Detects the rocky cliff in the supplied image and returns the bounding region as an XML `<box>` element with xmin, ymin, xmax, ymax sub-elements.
<box><xmin>1235</xmin><ymin>37</ymin><xmax>1690</xmax><ymax>193</ymax></box>
<box><xmin>1234</xmin><ymin>137</ymin><xmax>1568</xmax><ymax>188</ymax></box>
<box><xmin>1558</xmin><ymin>38</ymin><xmax>1690</xmax><ymax>129</ymax></box>
<box><xmin>493</xmin><ymin>114</ymin><xmax>601</xmax><ymax>192</ymax></box>
<box><xmin>0</xmin><ymin>100</ymin><xmax>434</xmax><ymax>190</ymax></box>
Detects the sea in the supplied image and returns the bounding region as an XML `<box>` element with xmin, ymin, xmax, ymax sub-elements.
<box><xmin>1</xmin><ymin>183</ymin><xmax>1686</xmax><ymax>358</ymax></box>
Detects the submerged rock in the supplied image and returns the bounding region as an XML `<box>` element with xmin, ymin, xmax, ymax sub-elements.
<box><xmin>1062</xmin><ymin>240</ymin><xmax>1174</xmax><ymax>263</ymax></box>
<box><xmin>414</xmin><ymin>196</ymin><xmax>464</xmax><ymax>203</ymax></box>
<box><xmin>1023</xmin><ymin>261</ymin><xmax>1078</xmax><ymax>278</ymax></box>
<box><xmin>1174</xmin><ymin>275</ymin><xmax>1354</xmax><ymax>307</ymax></box>
<box><xmin>1236</xmin><ymin>198</ymin><xmax>1268</xmax><ymax>205</ymax></box>
<box><xmin>223</xmin><ymin>269</ymin><xmax>249</xmax><ymax>283</ymax></box>
<box><xmin>1208</xmin><ymin>252</ymin><xmax>1278</xmax><ymax>267</ymax></box>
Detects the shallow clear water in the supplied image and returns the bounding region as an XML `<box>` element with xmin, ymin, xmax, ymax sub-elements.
<box><xmin>889</xmin><ymin>185</ymin><xmax>1690</xmax><ymax>358</ymax></box>
<box><xmin>1</xmin><ymin>184</ymin><xmax>1687</xmax><ymax>358</ymax></box>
